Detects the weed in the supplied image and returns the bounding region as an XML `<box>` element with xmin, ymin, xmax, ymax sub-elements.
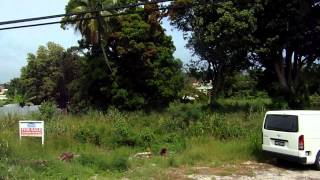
<box><xmin>39</xmin><ymin>101</ymin><xmax>57</xmax><ymax>121</ymax></box>
<box><xmin>111</xmin><ymin>119</ymin><xmax>137</xmax><ymax>147</ymax></box>
<box><xmin>0</xmin><ymin>100</ymin><xmax>269</xmax><ymax>179</ymax></box>
<box><xmin>137</xmin><ymin>128</ymin><xmax>156</xmax><ymax>148</ymax></box>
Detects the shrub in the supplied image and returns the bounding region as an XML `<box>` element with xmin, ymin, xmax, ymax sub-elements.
<box><xmin>248</xmin><ymin>128</ymin><xmax>263</xmax><ymax>157</ymax></box>
<box><xmin>78</xmin><ymin>149</ymin><xmax>129</xmax><ymax>172</ymax></box>
<box><xmin>164</xmin><ymin>103</ymin><xmax>203</xmax><ymax>132</ymax></box>
<box><xmin>111</xmin><ymin>119</ymin><xmax>137</xmax><ymax>147</ymax></box>
<box><xmin>0</xmin><ymin>139</ymin><xmax>11</xmax><ymax>160</ymax></box>
<box><xmin>310</xmin><ymin>93</ymin><xmax>320</xmax><ymax>108</ymax></box>
<box><xmin>39</xmin><ymin>101</ymin><xmax>57</xmax><ymax>121</ymax></box>
<box><xmin>160</xmin><ymin>133</ymin><xmax>186</xmax><ymax>153</ymax></box>
<box><xmin>270</xmin><ymin>98</ymin><xmax>288</xmax><ymax>110</ymax></box>
<box><xmin>106</xmin><ymin>107</ymin><xmax>126</xmax><ymax>122</ymax></box>
<box><xmin>203</xmin><ymin>114</ymin><xmax>246</xmax><ymax>139</ymax></box>
<box><xmin>108</xmin><ymin>149</ymin><xmax>130</xmax><ymax>171</ymax></box>
<box><xmin>137</xmin><ymin>128</ymin><xmax>156</xmax><ymax>148</ymax></box>
<box><xmin>0</xmin><ymin>113</ymin><xmax>20</xmax><ymax>129</ymax></box>
<box><xmin>187</xmin><ymin>121</ymin><xmax>205</xmax><ymax>137</ymax></box>
<box><xmin>74</xmin><ymin>125</ymin><xmax>105</xmax><ymax>146</ymax></box>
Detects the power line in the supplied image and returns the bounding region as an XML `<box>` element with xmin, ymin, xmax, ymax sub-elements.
<box><xmin>0</xmin><ymin>0</ymin><xmax>213</xmax><ymax>31</ymax></box>
<box><xmin>0</xmin><ymin>0</ymin><xmax>173</xmax><ymax>26</ymax></box>
<box><xmin>0</xmin><ymin>7</ymin><xmax>169</xmax><ymax>31</ymax></box>
<box><xmin>0</xmin><ymin>6</ymin><xmax>171</xmax><ymax>31</ymax></box>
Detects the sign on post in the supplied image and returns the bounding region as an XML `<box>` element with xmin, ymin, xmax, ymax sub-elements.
<box><xmin>19</xmin><ymin>121</ymin><xmax>44</xmax><ymax>145</ymax></box>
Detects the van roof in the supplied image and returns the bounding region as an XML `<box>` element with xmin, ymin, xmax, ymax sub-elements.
<box><xmin>266</xmin><ymin>110</ymin><xmax>320</xmax><ymax>116</ymax></box>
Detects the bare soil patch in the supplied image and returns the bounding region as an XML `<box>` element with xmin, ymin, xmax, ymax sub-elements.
<box><xmin>167</xmin><ymin>161</ymin><xmax>320</xmax><ymax>180</ymax></box>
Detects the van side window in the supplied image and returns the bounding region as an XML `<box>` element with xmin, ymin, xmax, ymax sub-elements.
<box><xmin>264</xmin><ymin>115</ymin><xmax>298</xmax><ymax>132</ymax></box>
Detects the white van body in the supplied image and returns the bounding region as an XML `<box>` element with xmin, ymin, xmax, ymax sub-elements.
<box><xmin>262</xmin><ymin>110</ymin><xmax>320</xmax><ymax>166</ymax></box>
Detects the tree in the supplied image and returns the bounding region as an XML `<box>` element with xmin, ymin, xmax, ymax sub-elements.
<box><xmin>12</xmin><ymin>42</ymin><xmax>81</xmax><ymax>108</ymax></box>
<box><xmin>170</xmin><ymin>0</ymin><xmax>256</xmax><ymax>106</ymax></box>
<box><xmin>253</xmin><ymin>0</ymin><xmax>320</xmax><ymax>108</ymax></box>
<box><xmin>68</xmin><ymin>3</ymin><xmax>184</xmax><ymax>111</ymax></box>
<box><xmin>62</xmin><ymin>0</ymin><xmax>118</xmax><ymax>72</ymax></box>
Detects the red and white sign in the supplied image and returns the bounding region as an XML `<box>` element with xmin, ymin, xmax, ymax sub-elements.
<box><xmin>20</xmin><ymin>127</ymin><xmax>42</xmax><ymax>137</ymax></box>
<box><xmin>19</xmin><ymin>121</ymin><xmax>44</xmax><ymax>145</ymax></box>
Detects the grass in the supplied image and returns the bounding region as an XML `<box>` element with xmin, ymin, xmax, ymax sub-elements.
<box><xmin>0</xmin><ymin>101</ymin><xmax>267</xmax><ymax>179</ymax></box>
<box><xmin>176</xmin><ymin>138</ymin><xmax>256</xmax><ymax>166</ymax></box>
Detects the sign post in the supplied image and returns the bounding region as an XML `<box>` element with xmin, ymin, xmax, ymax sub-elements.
<box><xmin>19</xmin><ymin>121</ymin><xmax>44</xmax><ymax>145</ymax></box>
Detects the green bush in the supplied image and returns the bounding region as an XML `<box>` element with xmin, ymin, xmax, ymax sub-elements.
<box><xmin>160</xmin><ymin>133</ymin><xmax>186</xmax><ymax>153</ymax></box>
<box><xmin>164</xmin><ymin>103</ymin><xmax>203</xmax><ymax>132</ymax></box>
<box><xmin>39</xmin><ymin>101</ymin><xmax>57</xmax><ymax>121</ymax></box>
<box><xmin>187</xmin><ymin>121</ymin><xmax>205</xmax><ymax>136</ymax></box>
<box><xmin>247</xmin><ymin>128</ymin><xmax>265</xmax><ymax>161</ymax></box>
<box><xmin>108</xmin><ymin>149</ymin><xmax>130</xmax><ymax>171</ymax></box>
<box><xmin>310</xmin><ymin>93</ymin><xmax>320</xmax><ymax>108</ymax></box>
<box><xmin>111</xmin><ymin>119</ymin><xmax>137</xmax><ymax>147</ymax></box>
<box><xmin>0</xmin><ymin>139</ymin><xmax>11</xmax><ymax>160</ymax></box>
<box><xmin>74</xmin><ymin>125</ymin><xmax>105</xmax><ymax>146</ymax></box>
<box><xmin>106</xmin><ymin>106</ymin><xmax>127</xmax><ymax>122</ymax></box>
<box><xmin>78</xmin><ymin>150</ymin><xmax>129</xmax><ymax>172</ymax></box>
<box><xmin>137</xmin><ymin>128</ymin><xmax>156</xmax><ymax>148</ymax></box>
<box><xmin>270</xmin><ymin>98</ymin><xmax>289</xmax><ymax>109</ymax></box>
<box><xmin>203</xmin><ymin>114</ymin><xmax>246</xmax><ymax>139</ymax></box>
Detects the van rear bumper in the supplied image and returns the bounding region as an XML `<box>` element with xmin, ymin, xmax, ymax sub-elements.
<box><xmin>262</xmin><ymin>150</ymin><xmax>307</xmax><ymax>164</ymax></box>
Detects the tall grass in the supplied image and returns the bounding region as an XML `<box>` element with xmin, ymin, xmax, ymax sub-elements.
<box><xmin>0</xmin><ymin>101</ymin><xmax>267</xmax><ymax>179</ymax></box>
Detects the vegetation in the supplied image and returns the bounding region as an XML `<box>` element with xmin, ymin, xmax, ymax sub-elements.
<box><xmin>170</xmin><ymin>0</ymin><xmax>256</xmax><ymax>106</ymax></box>
<box><xmin>6</xmin><ymin>43</ymin><xmax>81</xmax><ymax>108</ymax></box>
<box><xmin>0</xmin><ymin>102</ymin><xmax>267</xmax><ymax>179</ymax></box>
<box><xmin>2</xmin><ymin>0</ymin><xmax>320</xmax><ymax>178</ymax></box>
<box><xmin>170</xmin><ymin>0</ymin><xmax>320</xmax><ymax>109</ymax></box>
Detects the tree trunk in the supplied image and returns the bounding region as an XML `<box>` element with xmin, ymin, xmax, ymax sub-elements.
<box><xmin>96</xmin><ymin>11</ymin><xmax>113</xmax><ymax>73</ymax></box>
<box><xmin>100</xmin><ymin>41</ymin><xmax>113</xmax><ymax>72</ymax></box>
<box><xmin>272</xmin><ymin>52</ymin><xmax>309</xmax><ymax>109</ymax></box>
<box><xmin>209</xmin><ymin>63</ymin><xmax>224</xmax><ymax>108</ymax></box>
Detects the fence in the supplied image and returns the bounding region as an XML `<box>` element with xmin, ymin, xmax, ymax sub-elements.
<box><xmin>0</xmin><ymin>104</ymin><xmax>39</xmax><ymax>116</ymax></box>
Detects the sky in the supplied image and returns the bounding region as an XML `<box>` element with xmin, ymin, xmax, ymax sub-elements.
<box><xmin>0</xmin><ymin>0</ymin><xmax>192</xmax><ymax>84</ymax></box>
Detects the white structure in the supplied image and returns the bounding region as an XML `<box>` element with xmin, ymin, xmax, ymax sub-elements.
<box><xmin>193</xmin><ymin>81</ymin><xmax>213</xmax><ymax>95</ymax></box>
<box><xmin>0</xmin><ymin>87</ymin><xmax>8</xmax><ymax>100</ymax></box>
<box><xmin>0</xmin><ymin>104</ymin><xmax>40</xmax><ymax>116</ymax></box>
<box><xmin>262</xmin><ymin>110</ymin><xmax>320</xmax><ymax>169</ymax></box>
<box><xmin>19</xmin><ymin>121</ymin><xmax>44</xmax><ymax>145</ymax></box>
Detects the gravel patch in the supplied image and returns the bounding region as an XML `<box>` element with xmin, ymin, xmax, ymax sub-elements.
<box><xmin>175</xmin><ymin>161</ymin><xmax>320</xmax><ymax>180</ymax></box>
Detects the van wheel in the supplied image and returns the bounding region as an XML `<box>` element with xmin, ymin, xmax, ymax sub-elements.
<box><xmin>315</xmin><ymin>152</ymin><xmax>320</xmax><ymax>170</ymax></box>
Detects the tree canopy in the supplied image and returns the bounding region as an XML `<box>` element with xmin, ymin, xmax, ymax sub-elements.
<box><xmin>8</xmin><ymin>0</ymin><xmax>320</xmax><ymax>111</ymax></box>
<box><xmin>170</xmin><ymin>0</ymin><xmax>256</xmax><ymax>105</ymax></box>
<box><xmin>8</xmin><ymin>42</ymin><xmax>81</xmax><ymax>108</ymax></box>
<box><xmin>68</xmin><ymin>3</ymin><xmax>184</xmax><ymax>111</ymax></box>
<box><xmin>170</xmin><ymin>0</ymin><xmax>320</xmax><ymax>109</ymax></box>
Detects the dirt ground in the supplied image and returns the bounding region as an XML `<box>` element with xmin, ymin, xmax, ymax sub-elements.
<box><xmin>168</xmin><ymin>160</ymin><xmax>320</xmax><ymax>180</ymax></box>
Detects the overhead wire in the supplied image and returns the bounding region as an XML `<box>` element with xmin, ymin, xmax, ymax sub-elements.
<box><xmin>0</xmin><ymin>0</ymin><xmax>211</xmax><ymax>31</ymax></box>
<box><xmin>0</xmin><ymin>7</ymin><xmax>169</xmax><ymax>31</ymax></box>
<box><xmin>0</xmin><ymin>0</ymin><xmax>173</xmax><ymax>26</ymax></box>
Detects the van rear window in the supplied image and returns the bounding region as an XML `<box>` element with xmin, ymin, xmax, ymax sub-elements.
<box><xmin>264</xmin><ymin>115</ymin><xmax>298</xmax><ymax>132</ymax></box>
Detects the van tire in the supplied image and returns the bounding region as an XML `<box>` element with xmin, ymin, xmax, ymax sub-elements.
<box><xmin>315</xmin><ymin>152</ymin><xmax>320</xmax><ymax>170</ymax></box>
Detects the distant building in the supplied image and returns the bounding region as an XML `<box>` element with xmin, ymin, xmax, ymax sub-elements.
<box><xmin>182</xmin><ymin>80</ymin><xmax>213</xmax><ymax>102</ymax></box>
<box><xmin>0</xmin><ymin>86</ymin><xmax>8</xmax><ymax>100</ymax></box>
<box><xmin>193</xmin><ymin>80</ymin><xmax>213</xmax><ymax>96</ymax></box>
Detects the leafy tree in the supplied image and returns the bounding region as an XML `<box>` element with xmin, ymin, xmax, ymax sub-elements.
<box><xmin>170</xmin><ymin>0</ymin><xmax>256</xmax><ymax>106</ymax></box>
<box><xmin>184</xmin><ymin>60</ymin><xmax>209</xmax><ymax>82</ymax></box>
<box><xmin>170</xmin><ymin>0</ymin><xmax>320</xmax><ymax>109</ymax></box>
<box><xmin>11</xmin><ymin>42</ymin><xmax>81</xmax><ymax>108</ymax></box>
<box><xmin>6</xmin><ymin>78</ymin><xmax>25</xmax><ymax>99</ymax></box>
<box><xmin>68</xmin><ymin>3</ymin><xmax>184</xmax><ymax>111</ymax></box>
<box><xmin>253</xmin><ymin>0</ymin><xmax>320</xmax><ymax>108</ymax></box>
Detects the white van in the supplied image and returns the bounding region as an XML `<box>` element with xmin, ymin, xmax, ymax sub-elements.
<box><xmin>262</xmin><ymin>110</ymin><xmax>320</xmax><ymax>169</ymax></box>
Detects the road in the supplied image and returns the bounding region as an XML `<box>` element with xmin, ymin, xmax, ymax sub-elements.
<box><xmin>170</xmin><ymin>161</ymin><xmax>320</xmax><ymax>180</ymax></box>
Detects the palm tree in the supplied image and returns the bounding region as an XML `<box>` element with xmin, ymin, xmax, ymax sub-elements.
<box><xmin>62</xmin><ymin>0</ymin><xmax>117</xmax><ymax>72</ymax></box>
